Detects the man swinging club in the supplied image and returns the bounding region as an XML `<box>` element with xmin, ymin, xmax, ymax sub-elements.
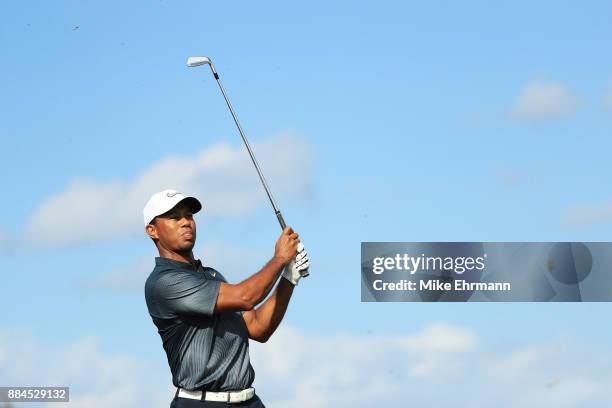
<box><xmin>143</xmin><ymin>189</ymin><xmax>310</xmax><ymax>407</ymax></box>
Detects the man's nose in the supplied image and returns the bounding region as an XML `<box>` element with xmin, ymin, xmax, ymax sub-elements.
<box><xmin>179</xmin><ymin>216</ymin><xmax>193</xmax><ymax>226</ymax></box>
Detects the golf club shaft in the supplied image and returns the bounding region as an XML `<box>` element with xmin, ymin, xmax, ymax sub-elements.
<box><xmin>206</xmin><ymin>63</ymin><xmax>287</xmax><ymax>230</ymax></box>
<box><xmin>196</xmin><ymin>59</ymin><xmax>309</xmax><ymax>278</ymax></box>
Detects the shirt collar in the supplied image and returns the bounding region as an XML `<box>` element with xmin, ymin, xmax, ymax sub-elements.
<box><xmin>155</xmin><ymin>257</ymin><xmax>202</xmax><ymax>270</ymax></box>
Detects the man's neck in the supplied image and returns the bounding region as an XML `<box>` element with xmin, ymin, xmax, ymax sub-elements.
<box><xmin>157</xmin><ymin>248</ymin><xmax>195</xmax><ymax>265</ymax></box>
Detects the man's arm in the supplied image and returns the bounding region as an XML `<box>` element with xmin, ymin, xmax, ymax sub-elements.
<box><xmin>242</xmin><ymin>278</ymin><xmax>294</xmax><ymax>343</ymax></box>
<box><xmin>215</xmin><ymin>227</ymin><xmax>298</xmax><ymax>312</ymax></box>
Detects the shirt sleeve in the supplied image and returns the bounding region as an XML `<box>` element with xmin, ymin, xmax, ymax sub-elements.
<box><xmin>153</xmin><ymin>270</ymin><xmax>221</xmax><ymax>318</ymax></box>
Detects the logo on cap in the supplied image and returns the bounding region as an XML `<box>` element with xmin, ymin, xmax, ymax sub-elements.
<box><xmin>167</xmin><ymin>191</ymin><xmax>180</xmax><ymax>197</ymax></box>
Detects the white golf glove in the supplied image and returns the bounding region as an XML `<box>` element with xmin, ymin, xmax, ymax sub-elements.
<box><xmin>282</xmin><ymin>242</ymin><xmax>310</xmax><ymax>286</ymax></box>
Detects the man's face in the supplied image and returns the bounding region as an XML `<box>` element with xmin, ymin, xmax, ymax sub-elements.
<box><xmin>148</xmin><ymin>202</ymin><xmax>197</xmax><ymax>253</ymax></box>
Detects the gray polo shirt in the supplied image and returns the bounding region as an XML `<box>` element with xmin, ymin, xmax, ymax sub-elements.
<box><xmin>144</xmin><ymin>257</ymin><xmax>255</xmax><ymax>391</ymax></box>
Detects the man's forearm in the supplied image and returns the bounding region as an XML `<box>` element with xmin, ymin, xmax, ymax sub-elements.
<box><xmin>252</xmin><ymin>278</ymin><xmax>294</xmax><ymax>341</ymax></box>
<box><xmin>237</xmin><ymin>257</ymin><xmax>286</xmax><ymax>309</ymax></box>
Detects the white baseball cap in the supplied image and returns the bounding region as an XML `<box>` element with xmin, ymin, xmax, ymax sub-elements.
<box><xmin>142</xmin><ymin>189</ymin><xmax>202</xmax><ymax>226</ymax></box>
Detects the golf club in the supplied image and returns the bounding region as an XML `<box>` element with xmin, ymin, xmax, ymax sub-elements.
<box><xmin>187</xmin><ymin>56</ymin><xmax>309</xmax><ymax>277</ymax></box>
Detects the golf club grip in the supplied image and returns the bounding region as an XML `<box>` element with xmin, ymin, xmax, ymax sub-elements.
<box><xmin>276</xmin><ymin>211</ymin><xmax>286</xmax><ymax>230</ymax></box>
<box><xmin>277</xmin><ymin>211</ymin><xmax>309</xmax><ymax>278</ymax></box>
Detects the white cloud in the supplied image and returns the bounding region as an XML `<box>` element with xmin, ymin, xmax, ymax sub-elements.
<box><xmin>250</xmin><ymin>323</ymin><xmax>479</xmax><ymax>407</ymax></box>
<box><xmin>24</xmin><ymin>133</ymin><xmax>314</xmax><ymax>247</ymax></box>
<box><xmin>483</xmin><ymin>341</ymin><xmax>564</xmax><ymax>381</ymax></box>
<box><xmin>3</xmin><ymin>324</ymin><xmax>611</xmax><ymax>408</ymax></box>
<box><xmin>562</xmin><ymin>200</ymin><xmax>612</xmax><ymax>228</ymax></box>
<box><xmin>397</xmin><ymin>322</ymin><xmax>477</xmax><ymax>377</ymax></box>
<box><xmin>482</xmin><ymin>339</ymin><xmax>610</xmax><ymax>408</ymax></box>
<box><xmin>0</xmin><ymin>330</ymin><xmax>173</xmax><ymax>408</ymax></box>
<box><xmin>509</xmin><ymin>376</ymin><xmax>604</xmax><ymax>408</ymax></box>
<box><xmin>511</xmin><ymin>79</ymin><xmax>580</xmax><ymax>121</ymax></box>
<box><xmin>250</xmin><ymin>325</ymin><xmax>612</xmax><ymax>408</ymax></box>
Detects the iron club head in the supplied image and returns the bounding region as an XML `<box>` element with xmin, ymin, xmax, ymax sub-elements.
<box><xmin>186</xmin><ymin>56</ymin><xmax>212</xmax><ymax>67</ymax></box>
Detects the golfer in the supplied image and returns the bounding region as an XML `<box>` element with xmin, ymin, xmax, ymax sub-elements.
<box><xmin>143</xmin><ymin>189</ymin><xmax>309</xmax><ymax>407</ymax></box>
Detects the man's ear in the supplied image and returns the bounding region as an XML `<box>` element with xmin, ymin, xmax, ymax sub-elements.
<box><xmin>146</xmin><ymin>223</ymin><xmax>158</xmax><ymax>240</ymax></box>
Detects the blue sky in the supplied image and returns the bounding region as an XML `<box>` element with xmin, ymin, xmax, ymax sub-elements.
<box><xmin>1</xmin><ymin>1</ymin><xmax>612</xmax><ymax>406</ymax></box>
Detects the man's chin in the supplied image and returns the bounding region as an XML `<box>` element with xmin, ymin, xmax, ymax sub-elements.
<box><xmin>179</xmin><ymin>240</ymin><xmax>196</xmax><ymax>251</ymax></box>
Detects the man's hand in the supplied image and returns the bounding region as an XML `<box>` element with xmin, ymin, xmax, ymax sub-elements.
<box><xmin>274</xmin><ymin>227</ymin><xmax>299</xmax><ymax>265</ymax></box>
<box><xmin>282</xmin><ymin>242</ymin><xmax>310</xmax><ymax>286</ymax></box>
